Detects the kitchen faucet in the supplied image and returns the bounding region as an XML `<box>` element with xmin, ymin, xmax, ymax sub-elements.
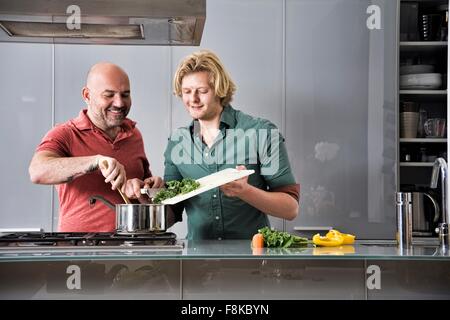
<box><xmin>430</xmin><ymin>157</ymin><xmax>449</xmax><ymax>248</ymax></box>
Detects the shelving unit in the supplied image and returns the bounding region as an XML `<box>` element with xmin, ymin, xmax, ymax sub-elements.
<box><xmin>399</xmin><ymin>0</ymin><xmax>448</xmax><ymax>237</ymax></box>
<box><xmin>400</xmin><ymin>41</ymin><xmax>448</xmax><ymax>53</ymax></box>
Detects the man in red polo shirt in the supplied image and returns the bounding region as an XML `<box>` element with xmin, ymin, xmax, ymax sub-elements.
<box><xmin>29</xmin><ymin>62</ymin><xmax>163</xmax><ymax>232</ymax></box>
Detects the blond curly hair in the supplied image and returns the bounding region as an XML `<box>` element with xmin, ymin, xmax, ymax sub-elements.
<box><xmin>173</xmin><ymin>49</ymin><xmax>236</xmax><ymax>107</ymax></box>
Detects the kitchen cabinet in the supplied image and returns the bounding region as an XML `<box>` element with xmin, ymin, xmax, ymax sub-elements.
<box><xmin>285</xmin><ymin>0</ymin><xmax>398</xmax><ymax>239</ymax></box>
<box><xmin>398</xmin><ymin>0</ymin><xmax>448</xmax><ymax>237</ymax></box>
<box><xmin>0</xmin><ymin>240</ymin><xmax>449</xmax><ymax>300</ymax></box>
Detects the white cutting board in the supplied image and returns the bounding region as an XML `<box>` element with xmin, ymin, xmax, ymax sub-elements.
<box><xmin>161</xmin><ymin>168</ymin><xmax>255</xmax><ymax>205</ymax></box>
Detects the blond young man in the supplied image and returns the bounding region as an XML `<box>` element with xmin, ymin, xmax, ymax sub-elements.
<box><xmin>164</xmin><ymin>50</ymin><xmax>300</xmax><ymax>240</ymax></box>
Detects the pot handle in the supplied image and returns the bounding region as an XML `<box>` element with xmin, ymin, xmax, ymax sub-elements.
<box><xmin>89</xmin><ymin>195</ymin><xmax>115</xmax><ymax>211</ymax></box>
<box><xmin>423</xmin><ymin>193</ymin><xmax>440</xmax><ymax>223</ymax></box>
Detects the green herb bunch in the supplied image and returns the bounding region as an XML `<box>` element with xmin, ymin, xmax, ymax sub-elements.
<box><xmin>258</xmin><ymin>226</ymin><xmax>309</xmax><ymax>248</ymax></box>
<box><xmin>153</xmin><ymin>178</ymin><xmax>200</xmax><ymax>204</ymax></box>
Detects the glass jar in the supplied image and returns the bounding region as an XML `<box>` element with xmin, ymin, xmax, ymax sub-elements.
<box><xmin>420</xmin><ymin>147</ymin><xmax>427</xmax><ymax>162</ymax></box>
<box><xmin>417</xmin><ymin>109</ymin><xmax>427</xmax><ymax>138</ymax></box>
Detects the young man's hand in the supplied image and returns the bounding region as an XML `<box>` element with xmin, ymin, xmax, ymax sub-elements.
<box><xmin>220</xmin><ymin>165</ymin><xmax>250</xmax><ymax>197</ymax></box>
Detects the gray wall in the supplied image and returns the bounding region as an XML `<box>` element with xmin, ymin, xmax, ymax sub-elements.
<box><xmin>0</xmin><ymin>0</ymin><xmax>397</xmax><ymax>239</ymax></box>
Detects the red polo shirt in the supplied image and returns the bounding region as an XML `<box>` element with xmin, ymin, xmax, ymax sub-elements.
<box><xmin>36</xmin><ymin>109</ymin><xmax>151</xmax><ymax>232</ymax></box>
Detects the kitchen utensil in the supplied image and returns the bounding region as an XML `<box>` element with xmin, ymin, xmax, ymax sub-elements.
<box><xmin>293</xmin><ymin>226</ymin><xmax>333</xmax><ymax>239</ymax></box>
<box><xmin>101</xmin><ymin>160</ymin><xmax>130</xmax><ymax>204</ymax></box>
<box><xmin>89</xmin><ymin>195</ymin><xmax>167</xmax><ymax>234</ymax></box>
<box><xmin>140</xmin><ymin>188</ymin><xmax>164</xmax><ymax>202</ymax></box>
<box><xmin>420</xmin><ymin>14</ymin><xmax>443</xmax><ymax>41</ymax></box>
<box><xmin>411</xmin><ymin>192</ymin><xmax>440</xmax><ymax>236</ymax></box>
<box><xmin>424</xmin><ymin>118</ymin><xmax>446</xmax><ymax>138</ymax></box>
<box><xmin>117</xmin><ymin>188</ymin><xmax>131</xmax><ymax>204</ymax></box>
<box><xmin>160</xmin><ymin>168</ymin><xmax>255</xmax><ymax>205</ymax></box>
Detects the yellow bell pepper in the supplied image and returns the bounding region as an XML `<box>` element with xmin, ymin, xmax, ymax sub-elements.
<box><xmin>312</xmin><ymin>233</ymin><xmax>344</xmax><ymax>247</ymax></box>
<box><xmin>312</xmin><ymin>229</ymin><xmax>356</xmax><ymax>247</ymax></box>
<box><xmin>326</xmin><ymin>229</ymin><xmax>356</xmax><ymax>245</ymax></box>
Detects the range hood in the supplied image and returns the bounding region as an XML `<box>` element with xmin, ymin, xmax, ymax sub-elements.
<box><xmin>0</xmin><ymin>0</ymin><xmax>206</xmax><ymax>45</ymax></box>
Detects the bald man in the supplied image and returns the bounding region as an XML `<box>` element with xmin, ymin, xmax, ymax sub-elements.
<box><xmin>29</xmin><ymin>62</ymin><xmax>163</xmax><ymax>232</ymax></box>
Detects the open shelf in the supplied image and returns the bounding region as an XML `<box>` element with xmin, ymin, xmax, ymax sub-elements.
<box><xmin>400</xmin><ymin>41</ymin><xmax>448</xmax><ymax>53</ymax></box>
<box><xmin>400</xmin><ymin>41</ymin><xmax>447</xmax><ymax>46</ymax></box>
<box><xmin>400</xmin><ymin>90</ymin><xmax>447</xmax><ymax>95</ymax></box>
<box><xmin>400</xmin><ymin>162</ymin><xmax>434</xmax><ymax>167</ymax></box>
<box><xmin>400</xmin><ymin>138</ymin><xmax>447</xmax><ymax>143</ymax></box>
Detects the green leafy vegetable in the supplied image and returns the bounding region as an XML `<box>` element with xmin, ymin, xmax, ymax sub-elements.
<box><xmin>258</xmin><ymin>227</ymin><xmax>309</xmax><ymax>248</ymax></box>
<box><xmin>153</xmin><ymin>178</ymin><xmax>200</xmax><ymax>204</ymax></box>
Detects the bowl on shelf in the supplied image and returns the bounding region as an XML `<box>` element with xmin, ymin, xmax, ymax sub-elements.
<box><xmin>400</xmin><ymin>73</ymin><xmax>442</xmax><ymax>90</ymax></box>
<box><xmin>400</xmin><ymin>64</ymin><xmax>434</xmax><ymax>75</ymax></box>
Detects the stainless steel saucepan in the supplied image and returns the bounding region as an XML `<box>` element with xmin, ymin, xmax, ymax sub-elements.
<box><xmin>88</xmin><ymin>195</ymin><xmax>167</xmax><ymax>234</ymax></box>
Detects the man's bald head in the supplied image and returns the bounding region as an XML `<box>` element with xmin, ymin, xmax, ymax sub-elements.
<box><xmin>82</xmin><ymin>62</ymin><xmax>132</xmax><ymax>135</ymax></box>
<box><xmin>86</xmin><ymin>62</ymin><xmax>130</xmax><ymax>89</ymax></box>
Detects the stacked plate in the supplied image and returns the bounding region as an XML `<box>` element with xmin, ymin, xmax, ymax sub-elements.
<box><xmin>400</xmin><ymin>64</ymin><xmax>441</xmax><ymax>90</ymax></box>
<box><xmin>400</xmin><ymin>112</ymin><xmax>419</xmax><ymax>138</ymax></box>
<box><xmin>400</xmin><ymin>64</ymin><xmax>434</xmax><ymax>75</ymax></box>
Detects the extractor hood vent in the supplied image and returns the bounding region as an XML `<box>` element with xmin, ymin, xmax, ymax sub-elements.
<box><xmin>0</xmin><ymin>0</ymin><xmax>206</xmax><ymax>45</ymax></box>
<box><xmin>0</xmin><ymin>21</ymin><xmax>145</xmax><ymax>39</ymax></box>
